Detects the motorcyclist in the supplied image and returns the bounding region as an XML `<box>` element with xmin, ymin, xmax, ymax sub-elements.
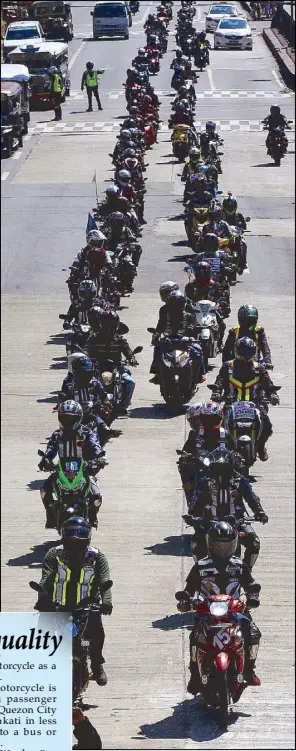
<box><xmin>170</xmin><ymin>101</ymin><xmax>195</xmax><ymax>128</ymax></box>
<box><xmin>111</xmin><ymin>129</ymin><xmax>133</xmax><ymax>163</ymax></box>
<box><xmin>132</xmin><ymin>47</ymin><xmax>149</xmax><ymax>68</ymax></box>
<box><xmin>39</xmin><ymin>401</ymin><xmax>105</xmax><ymax>529</ymax></box>
<box><xmin>193</xmin><ymin>30</ymin><xmax>210</xmax><ymax>65</ymax></box>
<box><xmin>149</xmin><ymin>289</ymin><xmax>205</xmax><ymax>384</ymax></box>
<box><xmin>262</xmin><ymin>106</ymin><xmax>291</xmax><ymax>155</ymax></box>
<box><xmin>115</xmin><ymin>169</ymin><xmax>138</xmax><ymax>206</ymax></box>
<box><xmin>34</xmin><ymin>516</ymin><xmax>112</xmax><ymax>687</ymax></box>
<box><xmin>188</xmin><ymin>447</ymin><xmax>268</xmax><ymax>569</ymax></box>
<box><xmin>184</xmin><ymin>173</ymin><xmax>213</xmax><ymax>208</ymax></box>
<box><xmin>170</xmin><ymin>49</ymin><xmax>186</xmax><ymax>69</ymax></box>
<box><xmin>210</xmin><ymin>337</ymin><xmax>280</xmax><ymax>461</ymax></box>
<box><xmin>201</xmin><ymin>204</ymin><xmax>233</xmax><ymax>239</ymax></box>
<box><xmin>103</xmin><ymin>211</ymin><xmax>136</xmax><ymax>250</ymax></box>
<box><xmin>72</xmin><ymin>231</ymin><xmax>113</xmax><ymax>283</ymax></box>
<box><xmin>176</xmin><ymin>520</ymin><xmax>262</xmax><ymax>693</ymax></box>
<box><xmin>190</xmin><ymin>234</ymin><xmax>232</xmax><ymax>306</ymax></box>
<box><xmin>181</xmin><ymin>147</ymin><xmax>202</xmax><ymax>182</ymax></box>
<box><xmin>222</xmin><ymin>191</ymin><xmax>248</xmax><ymax>230</ymax></box>
<box><xmin>222</xmin><ymin>305</ymin><xmax>272</xmax><ymax>367</ymax></box>
<box><xmin>185</xmin><ymin>261</ymin><xmax>227</xmax><ymax>348</ymax></box>
<box><xmin>86</xmin><ymin>308</ymin><xmax>138</xmax><ymax>415</ymax></box>
<box><xmin>200</xmin><ymin>120</ymin><xmax>223</xmax><ymax>158</ymax></box>
<box><xmin>58</xmin><ymin>355</ymin><xmax>121</xmax><ymax>446</ymax></box>
<box><xmin>177</xmin><ymin>402</ymin><xmax>237</xmax><ymax>502</ymax></box>
<box><xmin>63</xmin><ymin>279</ymin><xmax>102</xmax><ymax>330</ymax></box>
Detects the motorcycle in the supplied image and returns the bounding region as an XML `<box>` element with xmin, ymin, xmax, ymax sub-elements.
<box><xmin>171</xmin><ymin>124</ymin><xmax>192</xmax><ymax>162</ymax></box>
<box><xmin>59</xmin><ymin>316</ymin><xmax>91</xmax><ymax>357</ymax></box>
<box><xmin>223</xmin><ymin>401</ymin><xmax>263</xmax><ymax>476</ymax></box>
<box><xmin>182</xmin><ymin>513</ymin><xmax>257</xmax><ymax>562</ymax></box>
<box><xmin>195</xmin><ymin>44</ymin><xmax>209</xmax><ymax>71</ymax></box>
<box><xmin>148</xmin><ymin>54</ymin><xmax>160</xmax><ymax>75</ymax></box>
<box><xmin>264</xmin><ymin>125</ymin><xmax>290</xmax><ymax>166</ymax></box>
<box><xmin>148</xmin><ymin>329</ymin><xmax>202</xmax><ymax>411</ymax></box>
<box><xmin>190</xmin><ymin>300</ymin><xmax>220</xmax><ymax>370</ymax></box>
<box><xmin>175</xmin><ymin>591</ymin><xmax>255</xmax><ymax>728</ymax></box>
<box><xmin>96</xmin><ymin>346</ymin><xmax>143</xmax><ymax>412</ymax></box>
<box><xmin>37</xmin><ymin>450</ymin><xmax>106</xmax><ymax>531</ymax></box>
<box><xmin>113</xmin><ymin>246</ymin><xmax>137</xmax><ymax>295</ymax></box>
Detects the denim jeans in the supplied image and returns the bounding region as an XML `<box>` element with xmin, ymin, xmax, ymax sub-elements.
<box><xmin>121</xmin><ymin>372</ymin><xmax>136</xmax><ymax>408</ymax></box>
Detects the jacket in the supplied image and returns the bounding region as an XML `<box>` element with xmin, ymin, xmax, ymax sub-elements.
<box><xmin>38</xmin><ymin>545</ymin><xmax>112</xmax><ymax>608</ymax></box>
<box><xmin>81</xmin><ymin>70</ymin><xmax>100</xmax><ymax>89</ymax></box>
<box><xmin>87</xmin><ymin>333</ymin><xmax>133</xmax><ymax>365</ymax></box>
<box><xmin>222</xmin><ymin>325</ymin><xmax>271</xmax><ymax>364</ymax></box>
<box><xmin>190</xmin><ymin>473</ymin><xmax>263</xmax><ymax>521</ymax></box>
<box><xmin>60</xmin><ymin>374</ymin><xmax>106</xmax><ymax>404</ymax></box>
<box><xmin>44</xmin><ymin>426</ymin><xmax>102</xmax><ymax>462</ymax></box>
<box><xmin>185</xmin><ymin>279</ymin><xmax>222</xmax><ymax>304</ymax></box>
<box><xmin>213</xmin><ymin>359</ymin><xmax>277</xmax><ymax>402</ymax></box>
<box><xmin>185</xmin><ymin>555</ymin><xmax>261</xmax><ymax>600</ymax></box>
<box><xmin>155</xmin><ymin>306</ymin><xmax>198</xmax><ymax>338</ymax></box>
<box><xmin>182</xmin><ymin>426</ymin><xmax>235</xmax><ymax>456</ymax></box>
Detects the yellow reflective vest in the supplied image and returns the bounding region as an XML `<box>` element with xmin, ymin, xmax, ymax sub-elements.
<box><xmin>52</xmin><ymin>547</ymin><xmax>97</xmax><ymax>606</ymax></box>
<box><xmin>86</xmin><ymin>70</ymin><xmax>98</xmax><ymax>88</ymax></box>
<box><xmin>52</xmin><ymin>73</ymin><xmax>62</xmax><ymax>93</ymax></box>
<box><xmin>227</xmin><ymin>360</ymin><xmax>260</xmax><ymax>402</ymax></box>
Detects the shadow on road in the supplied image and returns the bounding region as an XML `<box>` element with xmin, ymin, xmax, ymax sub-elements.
<box><xmin>144</xmin><ymin>535</ymin><xmax>191</xmax><ymax>557</ymax></box>
<box><xmin>37</xmin><ymin>396</ymin><xmax>58</xmax><ymax>404</ymax></box>
<box><xmin>171</xmin><ymin>239</ymin><xmax>189</xmax><ymax>247</ymax></box>
<box><xmin>138</xmin><ymin>699</ymin><xmax>251</xmax><ymax>742</ymax></box>
<box><xmin>46</xmin><ymin>333</ymin><xmax>65</xmax><ymax>345</ymax></box>
<box><xmin>50</xmin><ymin>361</ymin><xmax>67</xmax><ymax>370</ymax></box>
<box><xmin>7</xmin><ymin>540</ymin><xmax>57</xmax><ymax>568</ymax></box>
<box><xmin>252</xmin><ymin>162</ymin><xmax>279</xmax><ymax>167</ymax></box>
<box><xmin>27</xmin><ymin>479</ymin><xmax>44</xmax><ymax>491</ymax></box>
<box><xmin>129</xmin><ymin>403</ymin><xmax>182</xmax><ymax>419</ymax></box>
<box><xmin>152</xmin><ymin>612</ymin><xmax>194</xmax><ymax>631</ymax></box>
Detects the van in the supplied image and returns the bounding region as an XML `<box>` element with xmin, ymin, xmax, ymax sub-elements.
<box><xmin>91</xmin><ymin>2</ymin><xmax>129</xmax><ymax>40</ymax></box>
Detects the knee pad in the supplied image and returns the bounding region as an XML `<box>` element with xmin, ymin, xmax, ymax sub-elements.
<box><xmin>250</xmin><ymin>621</ymin><xmax>261</xmax><ymax>644</ymax></box>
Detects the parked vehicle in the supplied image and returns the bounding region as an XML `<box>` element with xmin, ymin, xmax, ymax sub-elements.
<box><xmin>28</xmin><ymin>1</ymin><xmax>74</xmax><ymax>42</ymax></box>
<box><xmin>8</xmin><ymin>41</ymin><xmax>70</xmax><ymax>105</ymax></box>
<box><xmin>1</xmin><ymin>63</ymin><xmax>31</xmax><ymax>132</ymax></box>
<box><xmin>1</xmin><ymin>81</ymin><xmax>23</xmax><ymax>157</ymax></box>
<box><xmin>3</xmin><ymin>18</ymin><xmax>44</xmax><ymax>59</ymax></box>
<box><xmin>91</xmin><ymin>1</ymin><xmax>129</xmax><ymax>40</ymax></box>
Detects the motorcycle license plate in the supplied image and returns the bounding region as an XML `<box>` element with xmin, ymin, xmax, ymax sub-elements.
<box><xmin>65</xmin><ymin>461</ymin><xmax>79</xmax><ymax>471</ymax></box>
<box><xmin>233</xmin><ymin>403</ymin><xmax>256</xmax><ymax>419</ymax></box>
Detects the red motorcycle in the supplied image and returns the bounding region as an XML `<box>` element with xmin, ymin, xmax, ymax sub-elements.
<box><xmin>175</xmin><ymin>592</ymin><xmax>252</xmax><ymax>729</ymax></box>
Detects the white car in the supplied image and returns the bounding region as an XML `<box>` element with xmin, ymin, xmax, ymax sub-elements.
<box><xmin>3</xmin><ymin>21</ymin><xmax>44</xmax><ymax>60</ymax></box>
<box><xmin>214</xmin><ymin>17</ymin><xmax>253</xmax><ymax>49</ymax></box>
<box><xmin>205</xmin><ymin>4</ymin><xmax>239</xmax><ymax>33</ymax></box>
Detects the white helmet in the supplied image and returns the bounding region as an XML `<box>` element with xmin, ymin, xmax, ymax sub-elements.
<box><xmin>159</xmin><ymin>281</ymin><xmax>179</xmax><ymax>303</ymax></box>
<box><xmin>67</xmin><ymin>352</ymin><xmax>87</xmax><ymax>374</ymax></box>
<box><xmin>138</xmin><ymin>48</ymin><xmax>146</xmax><ymax>57</ymax></box>
<box><xmin>87</xmin><ymin>229</ymin><xmax>106</xmax><ymax>247</ymax></box>
<box><xmin>187</xmin><ymin>403</ymin><xmax>202</xmax><ymax>429</ymax></box>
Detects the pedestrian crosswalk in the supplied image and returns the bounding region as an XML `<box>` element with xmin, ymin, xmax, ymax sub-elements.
<box><xmin>27</xmin><ymin>119</ymin><xmax>295</xmax><ymax>135</ymax></box>
<box><xmin>68</xmin><ymin>89</ymin><xmax>294</xmax><ymax>101</ymax></box>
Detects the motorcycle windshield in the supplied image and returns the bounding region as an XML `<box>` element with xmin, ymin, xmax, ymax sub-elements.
<box><xmin>57</xmin><ymin>459</ymin><xmax>85</xmax><ymax>490</ymax></box>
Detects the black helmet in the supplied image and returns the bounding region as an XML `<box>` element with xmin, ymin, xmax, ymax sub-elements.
<box><xmin>238</xmin><ymin>305</ymin><xmax>258</xmax><ymax>329</ymax></box>
<box><xmin>235</xmin><ymin>336</ymin><xmax>257</xmax><ymax>362</ymax></box>
<box><xmin>78</xmin><ymin>279</ymin><xmax>97</xmax><ymax>303</ymax></box>
<box><xmin>199</xmin><ymin>31</ymin><xmax>206</xmax><ymax>41</ymax></box>
<box><xmin>110</xmin><ymin>211</ymin><xmax>125</xmax><ymax>223</ymax></box>
<box><xmin>270</xmin><ymin>105</ymin><xmax>280</xmax><ymax>115</ymax></box>
<box><xmin>209</xmin><ymin>205</ymin><xmax>222</xmax><ymax>220</ymax></box>
<box><xmin>202</xmin><ymin>233</ymin><xmax>219</xmax><ymax>253</ymax></box>
<box><xmin>104</xmin><ymin>309</ymin><xmax>119</xmax><ymax>336</ymax></box>
<box><xmin>195</xmin><ymin>261</ymin><xmax>211</xmax><ymax>282</ymax></box>
<box><xmin>167</xmin><ymin>289</ymin><xmax>186</xmax><ymax>309</ymax></box>
<box><xmin>206</xmin><ymin>521</ymin><xmax>238</xmax><ymax>561</ymax></box>
<box><xmin>88</xmin><ymin>305</ymin><xmax>104</xmax><ymax>332</ymax></box>
<box><xmin>206</xmin><ymin>120</ymin><xmax>216</xmax><ymax>132</ymax></box>
<box><xmin>58</xmin><ymin>400</ymin><xmax>83</xmax><ymax>431</ymax></box>
<box><xmin>61</xmin><ymin>516</ymin><xmax>91</xmax><ymax>555</ymax></box>
<box><xmin>71</xmin><ymin>355</ymin><xmax>94</xmax><ymax>387</ymax></box>
<box><xmin>209</xmin><ymin>447</ymin><xmax>234</xmax><ymax>482</ymax></box>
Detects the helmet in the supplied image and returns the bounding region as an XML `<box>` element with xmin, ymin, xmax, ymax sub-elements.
<box><xmin>150</xmin><ymin>34</ymin><xmax>158</xmax><ymax>43</ymax></box>
<box><xmin>61</xmin><ymin>516</ymin><xmax>91</xmax><ymax>555</ymax></box>
<box><xmin>106</xmin><ymin>185</ymin><xmax>120</xmax><ymax>197</ymax></box>
<box><xmin>129</xmin><ymin>105</ymin><xmax>139</xmax><ymax>114</ymax></box>
<box><xmin>235</xmin><ymin>336</ymin><xmax>257</xmax><ymax>361</ymax></box>
<box><xmin>58</xmin><ymin>400</ymin><xmax>83</xmax><ymax>431</ymax></box>
<box><xmin>78</xmin><ymin>279</ymin><xmax>97</xmax><ymax>302</ymax></box>
<box><xmin>199</xmin><ymin>31</ymin><xmax>206</xmax><ymax>41</ymax></box>
<box><xmin>195</xmin><ymin>261</ymin><xmax>211</xmax><ymax>282</ymax></box>
<box><xmin>270</xmin><ymin>105</ymin><xmax>280</xmax><ymax>114</ymax></box>
<box><xmin>209</xmin><ymin>205</ymin><xmax>222</xmax><ymax>220</ymax></box>
<box><xmin>126</xmin><ymin>140</ymin><xmax>138</xmax><ymax>150</ymax></box>
<box><xmin>199</xmin><ymin>402</ymin><xmax>223</xmax><ymax>431</ymax></box>
<box><xmin>86</xmin><ymin>60</ymin><xmax>94</xmax><ymax>70</ymax></box>
<box><xmin>159</xmin><ymin>280</ymin><xmax>179</xmax><ymax>303</ymax></box>
<box><xmin>48</xmin><ymin>66</ymin><xmax>58</xmax><ymax>74</ymax></box>
<box><xmin>179</xmin><ymin>98</ymin><xmax>189</xmax><ymax>109</ymax></box>
<box><xmin>110</xmin><ymin>211</ymin><xmax>125</xmax><ymax>224</ymax></box>
<box><xmin>187</xmin><ymin>402</ymin><xmax>202</xmax><ymax>430</ymax></box>
<box><xmin>237</xmin><ymin>305</ymin><xmax>258</xmax><ymax>329</ymax></box>
<box><xmin>209</xmin><ymin>447</ymin><xmax>234</xmax><ymax>481</ymax></box>
<box><xmin>117</xmin><ymin>169</ymin><xmax>131</xmax><ymax>185</ymax></box>
<box><xmin>206</xmin><ymin>521</ymin><xmax>238</xmax><ymax>560</ymax></box>
<box><xmin>206</xmin><ymin>120</ymin><xmax>216</xmax><ymax>132</ymax></box>
<box><xmin>192</xmin><ymin>173</ymin><xmax>207</xmax><ymax>185</ymax></box>
<box><xmin>189</xmin><ymin>146</ymin><xmax>201</xmax><ymax>160</ymax></box>
<box><xmin>222</xmin><ymin>191</ymin><xmax>237</xmax><ymax>215</ymax></box>
<box><xmin>138</xmin><ymin>47</ymin><xmax>146</xmax><ymax>57</ymax></box>
<box><xmin>167</xmin><ymin>289</ymin><xmax>186</xmax><ymax>309</ymax></box>
<box><xmin>88</xmin><ymin>305</ymin><xmax>104</xmax><ymax>332</ymax></box>
<box><xmin>176</xmin><ymin>49</ymin><xmax>182</xmax><ymax>58</ymax></box>
<box><xmin>123</xmin><ymin>117</ymin><xmax>136</xmax><ymax>129</ymax></box>
<box><xmin>68</xmin><ymin>352</ymin><xmax>88</xmax><ymax>374</ymax></box>
<box><xmin>124</xmin><ymin>148</ymin><xmax>136</xmax><ymax>158</ymax></box>
<box><xmin>202</xmin><ymin>233</ymin><xmax>219</xmax><ymax>253</ymax></box>
<box><xmin>119</xmin><ymin>129</ymin><xmax>132</xmax><ymax>141</ymax></box>
<box><xmin>71</xmin><ymin>355</ymin><xmax>94</xmax><ymax>387</ymax></box>
<box><xmin>87</xmin><ymin>230</ymin><xmax>106</xmax><ymax>247</ymax></box>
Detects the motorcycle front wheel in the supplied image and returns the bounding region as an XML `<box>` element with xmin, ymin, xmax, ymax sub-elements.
<box><xmin>217</xmin><ymin>671</ymin><xmax>229</xmax><ymax>730</ymax></box>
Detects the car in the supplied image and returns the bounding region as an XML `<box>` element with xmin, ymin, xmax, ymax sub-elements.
<box><xmin>3</xmin><ymin>20</ymin><xmax>45</xmax><ymax>60</ymax></box>
<box><xmin>205</xmin><ymin>4</ymin><xmax>239</xmax><ymax>33</ymax></box>
<box><xmin>214</xmin><ymin>17</ymin><xmax>253</xmax><ymax>49</ymax></box>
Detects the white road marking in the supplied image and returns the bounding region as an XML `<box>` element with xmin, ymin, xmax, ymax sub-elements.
<box><xmin>23</xmin><ymin>134</ymin><xmax>32</xmax><ymax>141</ymax></box>
<box><xmin>1</xmin><ymin>172</ymin><xmax>10</xmax><ymax>181</ymax></box>
<box><xmin>272</xmin><ymin>69</ymin><xmax>285</xmax><ymax>88</ymax></box>
<box><xmin>133</xmin><ymin>5</ymin><xmax>151</xmax><ymax>26</ymax></box>
<box><xmin>207</xmin><ymin>68</ymin><xmax>215</xmax><ymax>92</ymax></box>
<box><xmin>11</xmin><ymin>150</ymin><xmax>22</xmax><ymax>159</ymax></box>
<box><xmin>68</xmin><ymin>41</ymin><xmax>86</xmax><ymax>71</ymax></box>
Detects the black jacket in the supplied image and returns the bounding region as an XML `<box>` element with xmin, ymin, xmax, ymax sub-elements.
<box><xmin>185</xmin><ymin>555</ymin><xmax>261</xmax><ymax>600</ymax></box>
<box><xmin>222</xmin><ymin>325</ymin><xmax>271</xmax><ymax>364</ymax></box>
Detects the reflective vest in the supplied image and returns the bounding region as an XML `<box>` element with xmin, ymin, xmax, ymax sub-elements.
<box><xmin>227</xmin><ymin>360</ymin><xmax>260</xmax><ymax>401</ymax></box>
<box><xmin>53</xmin><ymin>73</ymin><xmax>62</xmax><ymax>93</ymax></box>
<box><xmin>86</xmin><ymin>70</ymin><xmax>98</xmax><ymax>88</ymax></box>
<box><xmin>233</xmin><ymin>324</ymin><xmax>260</xmax><ymax>346</ymax></box>
<box><xmin>52</xmin><ymin>546</ymin><xmax>97</xmax><ymax>606</ymax></box>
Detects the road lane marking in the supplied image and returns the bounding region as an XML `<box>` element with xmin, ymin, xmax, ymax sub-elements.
<box><xmin>207</xmin><ymin>68</ymin><xmax>216</xmax><ymax>92</ymax></box>
<box><xmin>133</xmin><ymin>5</ymin><xmax>151</xmax><ymax>25</ymax></box>
<box><xmin>24</xmin><ymin>120</ymin><xmax>295</xmax><ymax>135</ymax></box>
<box><xmin>11</xmin><ymin>150</ymin><xmax>22</xmax><ymax>159</ymax></box>
<box><xmin>1</xmin><ymin>172</ymin><xmax>9</xmax><ymax>181</ymax></box>
<box><xmin>272</xmin><ymin>69</ymin><xmax>285</xmax><ymax>88</ymax></box>
<box><xmin>68</xmin><ymin>41</ymin><xmax>86</xmax><ymax>71</ymax></box>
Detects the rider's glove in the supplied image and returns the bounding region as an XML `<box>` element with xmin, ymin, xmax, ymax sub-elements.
<box><xmin>269</xmin><ymin>392</ymin><xmax>280</xmax><ymax>406</ymax></box>
<box><xmin>246</xmin><ymin>596</ymin><xmax>260</xmax><ymax>609</ymax></box>
<box><xmin>177</xmin><ymin>600</ymin><xmax>191</xmax><ymax>613</ymax></box>
<box><xmin>129</xmin><ymin>357</ymin><xmax>138</xmax><ymax>367</ymax></box>
<box><xmin>255</xmin><ymin>510</ymin><xmax>268</xmax><ymax>525</ymax></box>
<box><xmin>101</xmin><ymin>602</ymin><xmax>113</xmax><ymax>616</ymax></box>
<box><xmin>63</xmin><ymin>321</ymin><xmax>71</xmax><ymax>330</ymax></box>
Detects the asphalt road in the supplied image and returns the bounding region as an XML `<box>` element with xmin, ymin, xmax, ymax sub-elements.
<box><xmin>1</xmin><ymin>2</ymin><xmax>295</xmax><ymax>749</ymax></box>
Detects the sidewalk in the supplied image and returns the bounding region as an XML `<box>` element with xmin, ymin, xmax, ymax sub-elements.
<box><xmin>263</xmin><ymin>26</ymin><xmax>295</xmax><ymax>88</ymax></box>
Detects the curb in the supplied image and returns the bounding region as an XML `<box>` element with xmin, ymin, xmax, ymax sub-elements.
<box><xmin>263</xmin><ymin>27</ymin><xmax>295</xmax><ymax>89</ymax></box>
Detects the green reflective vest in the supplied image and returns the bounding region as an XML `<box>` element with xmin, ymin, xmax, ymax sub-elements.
<box><xmin>53</xmin><ymin>73</ymin><xmax>62</xmax><ymax>93</ymax></box>
<box><xmin>86</xmin><ymin>70</ymin><xmax>98</xmax><ymax>87</ymax></box>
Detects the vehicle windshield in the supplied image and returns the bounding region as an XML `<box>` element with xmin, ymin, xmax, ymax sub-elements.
<box><xmin>219</xmin><ymin>19</ymin><xmax>247</xmax><ymax>28</ymax></box>
<box><xmin>6</xmin><ymin>28</ymin><xmax>40</xmax><ymax>40</ymax></box>
<box><xmin>210</xmin><ymin>6</ymin><xmax>237</xmax><ymax>14</ymax></box>
<box><xmin>94</xmin><ymin>3</ymin><xmax>126</xmax><ymax>17</ymax></box>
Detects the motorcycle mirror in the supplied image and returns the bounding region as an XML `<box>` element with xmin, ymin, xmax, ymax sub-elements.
<box><xmin>29</xmin><ymin>581</ymin><xmax>44</xmax><ymax>593</ymax></box>
<box><xmin>147</xmin><ymin>327</ymin><xmax>156</xmax><ymax>334</ymax></box>
<box><xmin>37</xmin><ymin>449</ymin><xmax>45</xmax><ymax>457</ymax></box>
<box><xmin>176</xmin><ymin>449</ymin><xmax>182</xmax><ymax>455</ymax></box>
<box><xmin>118</xmin><ymin>322</ymin><xmax>130</xmax><ymax>335</ymax></box>
<box><xmin>245</xmin><ymin>217</ymin><xmax>251</xmax><ymax>222</ymax></box>
<box><xmin>273</xmin><ymin>385</ymin><xmax>281</xmax><ymax>391</ymax></box>
<box><xmin>133</xmin><ymin>345</ymin><xmax>143</xmax><ymax>355</ymax></box>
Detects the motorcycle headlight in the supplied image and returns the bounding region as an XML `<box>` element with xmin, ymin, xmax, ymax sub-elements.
<box><xmin>209</xmin><ymin>601</ymin><xmax>229</xmax><ymax>617</ymax></box>
<box><xmin>101</xmin><ymin>371</ymin><xmax>113</xmax><ymax>386</ymax></box>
